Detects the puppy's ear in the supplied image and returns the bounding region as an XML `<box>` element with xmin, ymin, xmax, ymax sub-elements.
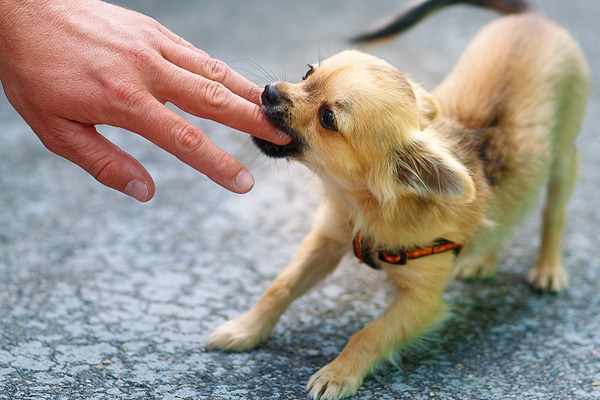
<box><xmin>409</xmin><ymin>80</ymin><xmax>440</xmax><ymax>129</ymax></box>
<box><xmin>395</xmin><ymin>140</ymin><xmax>475</xmax><ymax>203</ymax></box>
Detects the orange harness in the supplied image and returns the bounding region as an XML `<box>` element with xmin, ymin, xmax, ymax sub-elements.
<box><xmin>352</xmin><ymin>231</ymin><xmax>462</xmax><ymax>270</ymax></box>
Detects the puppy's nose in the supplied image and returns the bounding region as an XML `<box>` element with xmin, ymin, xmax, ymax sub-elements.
<box><xmin>261</xmin><ymin>84</ymin><xmax>281</xmax><ymax>106</ymax></box>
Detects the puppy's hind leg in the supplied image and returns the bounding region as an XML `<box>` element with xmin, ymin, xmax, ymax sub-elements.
<box><xmin>454</xmin><ymin>239</ymin><xmax>502</xmax><ymax>281</ymax></box>
<box><xmin>529</xmin><ymin>75</ymin><xmax>589</xmax><ymax>292</ymax></box>
<box><xmin>528</xmin><ymin>147</ymin><xmax>578</xmax><ymax>292</ymax></box>
<box><xmin>207</xmin><ymin>200</ymin><xmax>350</xmax><ymax>352</ymax></box>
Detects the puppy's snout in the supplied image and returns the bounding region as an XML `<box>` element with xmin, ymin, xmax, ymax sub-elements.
<box><xmin>261</xmin><ymin>84</ymin><xmax>281</xmax><ymax>106</ymax></box>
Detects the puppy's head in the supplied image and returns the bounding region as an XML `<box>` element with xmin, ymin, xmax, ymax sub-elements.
<box><xmin>255</xmin><ymin>50</ymin><xmax>474</xmax><ymax>204</ymax></box>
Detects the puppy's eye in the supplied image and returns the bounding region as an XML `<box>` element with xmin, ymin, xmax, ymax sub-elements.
<box><xmin>302</xmin><ymin>65</ymin><xmax>314</xmax><ymax>81</ymax></box>
<box><xmin>320</xmin><ymin>107</ymin><xmax>337</xmax><ymax>131</ymax></box>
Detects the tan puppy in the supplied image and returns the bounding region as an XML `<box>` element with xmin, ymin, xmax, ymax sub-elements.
<box><xmin>208</xmin><ymin>0</ymin><xmax>590</xmax><ymax>398</ymax></box>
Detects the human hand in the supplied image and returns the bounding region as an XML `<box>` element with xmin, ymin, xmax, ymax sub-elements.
<box><xmin>0</xmin><ymin>0</ymin><xmax>289</xmax><ymax>201</ymax></box>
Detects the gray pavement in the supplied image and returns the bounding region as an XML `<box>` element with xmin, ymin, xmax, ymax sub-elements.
<box><xmin>1</xmin><ymin>0</ymin><xmax>599</xmax><ymax>399</ymax></box>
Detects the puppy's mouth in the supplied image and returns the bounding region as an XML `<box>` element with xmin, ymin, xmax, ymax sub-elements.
<box><xmin>252</xmin><ymin>135</ymin><xmax>302</xmax><ymax>159</ymax></box>
<box><xmin>253</xmin><ymin>84</ymin><xmax>304</xmax><ymax>159</ymax></box>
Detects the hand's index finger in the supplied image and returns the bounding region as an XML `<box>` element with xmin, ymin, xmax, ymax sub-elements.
<box><xmin>160</xmin><ymin>41</ymin><xmax>262</xmax><ymax>104</ymax></box>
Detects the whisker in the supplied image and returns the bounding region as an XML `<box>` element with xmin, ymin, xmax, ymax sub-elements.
<box><xmin>230</xmin><ymin>58</ymin><xmax>279</xmax><ymax>86</ymax></box>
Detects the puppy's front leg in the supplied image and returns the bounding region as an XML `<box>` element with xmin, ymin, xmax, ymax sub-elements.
<box><xmin>207</xmin><ymin>201</ymin><xmax>350</xmax><ymax>352</ymax></box>
<box><xmin>307</xmin><ymin>255</ymin><xmax>454</xmax><ymax>400</ymax></box>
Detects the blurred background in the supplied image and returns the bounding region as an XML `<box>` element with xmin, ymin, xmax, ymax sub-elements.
<box><xmin>1</xmin><ymin>1</ymin><xmax>598</xmax><ymax>399</ymax></box>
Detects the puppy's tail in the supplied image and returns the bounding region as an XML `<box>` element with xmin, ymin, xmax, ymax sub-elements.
<box><xmin>350</xmin><ymin>0</ymin><xmax>533</xmax><ymax>43</ymax></box>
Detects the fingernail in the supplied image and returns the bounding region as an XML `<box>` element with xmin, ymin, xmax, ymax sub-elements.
<box><xmin>234</xmin><ymin>170</ymin><xmax>254</xmax><ymax>193</ymax></box>
<box><xmin>125</xmin><ymin>179</ymin><xmax>149</xmax><ymax>202</ymax></box>
<box><xmin>277</xmin><ymin>129</ymin><xmax>291</xmax><ymax>142</ymax></box>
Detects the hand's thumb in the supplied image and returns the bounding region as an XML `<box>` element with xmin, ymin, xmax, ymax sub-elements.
<box><xmin>37</xmin><ymin>120</ymin><xmax>155</xmax><ymax>202</ymax></box>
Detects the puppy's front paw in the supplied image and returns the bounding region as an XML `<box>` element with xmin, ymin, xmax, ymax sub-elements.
<box><xmin>306</xmin><ymin>362</ymin><xmax>362</xmax><ymax>400</ymax></box>
<box><xmin>527</xmin><ymin>263</ymin><xmax>568</xmax><ymax>292</ymax></box>
<box><xmin>207</xmin><ymin>315</ymin><xmax>272</xmax><ymax>352</ymax></box>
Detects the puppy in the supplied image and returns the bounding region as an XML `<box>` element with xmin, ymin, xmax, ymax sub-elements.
<box><xmin>208</xmin><ymin>0</ymin><xmax>590</xmax><ymax>398</ymax></box>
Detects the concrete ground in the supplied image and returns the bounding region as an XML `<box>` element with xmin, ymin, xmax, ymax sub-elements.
<box><xmin>1</xmin><ymin>0</ymin><xmax>599</xmax><ymax>399</ymax></box>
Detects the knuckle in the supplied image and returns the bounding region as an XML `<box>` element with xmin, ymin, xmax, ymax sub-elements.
<box><xmin>123</xmin><ymin>43</ymin><xmax>156</xmax><ymax>66</ymax></box>
<box><xmin>102</xmin><ymin>76</ymin><xmax>150</xmax><ymax>117</ymax></box>
<box><xmin>199</xmin><ymin>80</ymin><xmax>231</xmax><ymax>113</ymax></box>
<box><xmin>138</xmin><ymin>15</ymin><xmax>162</xmax><ymax>31</ymax></box>
<box><xmin>171</xmin><ymin>122</ymin><xmax>205</xmax><ymax>156</ymax></box>
<box><xmin>205</xmin><ymin>58</ymin><xmax>229</xmax><ymax>83</ymax></box>
<box><xmin>213</xmin><ymin>151</ymin><xmax>232</xmax><ymax>173</ymax></box>
<box><xmin>91</xmin><ymin>156</ymin><xmax>120</xmax><ymax>184</ymax></box>
<box><xmin>109</xmin><ymin>78</ymin><xmax>144</xmax><ymax>104</ymax></box>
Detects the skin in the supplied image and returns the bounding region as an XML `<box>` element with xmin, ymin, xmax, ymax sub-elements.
<box><xmin>0</xmin><ymin>0</ymin><xmax>291</xmax><ymax>200</ymax></box>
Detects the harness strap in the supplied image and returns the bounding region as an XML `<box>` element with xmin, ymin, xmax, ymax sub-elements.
<box><xmin>352</xmin><ymin>231</ymin><xmax>462</xmax><ymax>270</ymax></box>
